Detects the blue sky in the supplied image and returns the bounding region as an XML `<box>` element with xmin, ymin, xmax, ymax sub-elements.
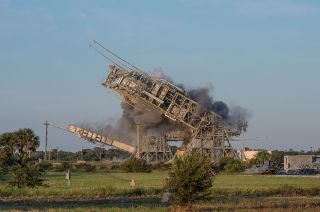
<box><xmin>0</xmin><ymin>0</ymin><xmax>319</xmax><ymax>151</ymax></box>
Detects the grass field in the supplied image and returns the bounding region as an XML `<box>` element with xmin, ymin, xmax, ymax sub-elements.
<box><xmin>1</xmin><ymin>170</ymin><xmax>320</xmax><ymax>211</ymax></box>
<box><xmin>2</xmin><ymin>197</ymin><xmax>320</xmax><ymax>212</ymax></box>
<box><xmin>0</xmin><ymin>170</ymin><xmax>166</xmax><ymax>200</ymax></box>
<box><xmin>1</xmin><ymin>170</ymin><xmax>320</xmax><ymax>200</ymax></box>
<box><xmin>215</xmin><ymin>174</ymin><xmax>320</xmax><ymax>189</ymax></box>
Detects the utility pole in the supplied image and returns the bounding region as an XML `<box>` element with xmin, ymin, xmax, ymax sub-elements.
<box><xmin>232</xmin><ymin>133</ymin><xmax>264</xmax><ymax>161</ymax></box>
<box><xmin>81</xmin><ymin>141</ymin><xmax>83</xmax><ymax>161</ymax></box>
<box><xmin>48</xmin><ymin>146</ymin><xmax>51</xmax><ymax>163</ymax></box>
<box><xmin>43</xmin><ymin>120</ymin><xmax>49</xmax><ymax>160</ymax></box>
<box><xmin>99</xmin><ymin>145</ymin><xmax>103</xmax><ymax>161</ymax></box>
<box><xmin>241</xmin><ymin>125</ymin><xmax>245</xmax><ymax>161</ymax></box>
<box><xmin>136</xmin><ymin>124</ymin><xmax>140</xmax><ymax>158</ymax></box>
<box><xmin>56</xmin><ymin>146</ymin><xmax>59</xmax><ymax>163</ymax></box>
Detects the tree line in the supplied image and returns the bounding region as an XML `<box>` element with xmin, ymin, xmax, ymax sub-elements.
<box><xmin>31</xmin><ymin>147</ymin><xmax>130</xmax><ymax>162</ymax></box>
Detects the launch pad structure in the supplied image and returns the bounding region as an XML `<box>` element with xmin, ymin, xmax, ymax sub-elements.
<box><xmin>66</xmin><ymin>41</ymin><xmax>246</xmax><ymax>163</ymax></box>
<box><xmin>67</xmin><ymin>125</ymin><xmax>174</xmax><ymax>163</ymax></box>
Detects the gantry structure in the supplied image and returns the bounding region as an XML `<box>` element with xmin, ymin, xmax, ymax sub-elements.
<box><xmin>67</xmin><ymin>41</ymin><xmax>244</xmax><ymax>163</ymax></box>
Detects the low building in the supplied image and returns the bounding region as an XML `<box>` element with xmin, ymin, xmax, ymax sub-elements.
<box><xmin>284</xmin><ymin>155</ymin><xmax>320</xmax><ymax>171</ymax></box>
<box><xmin>241</xmin><ymin>150</ymin><xmax>272</xmax><ymax>161</ymax></box>
<box><xmin>243</xmin><ymin>151</ymin><xmax>259</xmax><ymax>160</ymax></box>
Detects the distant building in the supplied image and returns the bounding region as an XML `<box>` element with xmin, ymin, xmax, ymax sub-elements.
<box><xmin>241</xmin><ymin>150</ymin><xmax>272</xmax><ymax>161</ymax></box>
<box><xmin>284</xmin><ymin>155</ymin><xmax>320</xmax><ymax>171</ymax></box>
<box><xmin>243</xmin><ymin>151</ymin><xmax>259</xmax><ymax>160</ymax></box>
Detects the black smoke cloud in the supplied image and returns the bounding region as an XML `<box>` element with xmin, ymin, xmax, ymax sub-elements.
<box><xmin>187</xmin><ymin>84</ymin><xmax>250</xmax><ymax>131</ymax></box>
<box><xmin>150</xmin><ymin>68</ymin><xmax>251</xmax><ymax>131</ymax></box>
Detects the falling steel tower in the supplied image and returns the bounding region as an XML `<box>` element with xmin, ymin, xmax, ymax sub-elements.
<box><xmin>90</xmin><ymin>41</ymin><xmax>242</xmax><ymax>161</ymax></box>
<box><xmin>67</xmin><ymin>124</ymin><xmax>174</xmax><ymax>163</ymax></box>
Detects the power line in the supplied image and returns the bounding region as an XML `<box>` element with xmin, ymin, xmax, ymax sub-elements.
<box><xmin>89</xmin><ymin>43</ymin><xmax>128</xmax><ymax>71</ymax></box>
<box><xmin>93</xmin><ymin>40</ymin><xmax>140</xmax><ymax>71</ymax></box>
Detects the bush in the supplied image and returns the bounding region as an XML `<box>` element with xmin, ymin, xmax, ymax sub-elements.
<box><xmin>54</xmin><ymin>164</ymin><xmax>65</xmax><ymax>172</ymax></box>
<box><xmin>218</xmin><ymin>157</ymin><xmax>244</xmax><ymax>173</ymax></box>
<box><xmin>9</xmin><ymin>162</ymin><xmax>44</xmax><ymax>188</ymax></box>
<box><xmin>150</xmin><ymin>162</ymin><xmax>170</xmax><ymax>170</ymax></box>
<box><xmin>75</xmin><ymin>163</ymin><xmax>96</xmax><ymax>172</ymax></box>
<box><xmin>62</xmin><ymin>161</ymin><xmax>71</xmax><ymax>170</ymax></box>
<box><xmin>38</xmin><ymin>161</ymin><xmax>52</xmax><ymax>172</ymax></box>
<box><xmin>120</xmin><ymin>158</ymin><xmax>151</xmax><ymax>173</ymax></box>
<box><xmin>164</xmin><ymin>151</ymin><xmax>215</xmax><ymax>204</ymax></box>
<box><xmin>84</xmin><ymin>164</ymin><xmax>96</xmax><ymax>172</ymax></box>
<box><xmin>111</xmin><ymin>163</ymin><xmax>121</xmax><ymax>170</ymax></box>
<box><xmin>218</xmin><ymin>157</ymin><xmax>233</xmax><ymax>171</ymax></box>
<box><xmin>0</xmin><ymin>164</ymin><xmax>5</xmax><ymax>177</ymax></box>
<box><xmin>224</xmin><ymin>159</ymin><xmax>245</xmax><ymax>173</ymax></box>
<box><xmin>252</xmin><ymin>150</ymin><xmax>271</xmax><ymax>165</ymax></box>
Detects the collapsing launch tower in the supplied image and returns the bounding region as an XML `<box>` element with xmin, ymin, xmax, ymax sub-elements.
<box><xmin>68</xmin><ymin>41</ymin><xmax>245</xmax><ymax>162</ymax></box>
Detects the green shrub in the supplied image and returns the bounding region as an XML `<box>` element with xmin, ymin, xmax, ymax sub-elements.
<box><xmin>0</xmin><ymin>164</ymin><xmax>5</xmax><ymax>177</ymax></box>
<box><xmin>9</xmin><ymin>162</ymin><xmax>44</xmax><ymax>187</ymax></box>
<box><xmin>38</xmin><ymin>161</ymin><xmax>52</xmax><ymax>172</ymax></box>
<box><xmin>151</xmin><ymin>162</ymin><xmax>170</xmax><ymax>170</ymax></box>
<box><xmin>62</xmin><ymin>161</ymin><xmax>71</xmax><ymax>170</ymax></box>
<box><xmin>54</xmin><ymin>164</ymin><xmax>65</xmax><ymax>172</ymax></box>
<box><xmin>120</xmin><ymin>158</ymin><xmax>151</xmax><ymax>173</ymax></box>
<box><xmin>128</xmin><ymin>188</ymin><xmax>144</xmax><ymax>196</ymax></box>
<box><xmin>75</xmin><ymin>163</ymin><xmax>96</xmax><ymax>172</ymax></box>
<box><xmin>111</xmin><ymin>163</ymin><xmax>120</xmax><ymax>170</ymax></box>
<box><xmin>218</xmin><ymin>157</ymin><xmax>233</xmax><ymax>171</ymax></box>
<box><xmin>224</xmin><ymin>159</ymin><xmax>245</xmax><ymax>173</ymax></box>
<box><xmin>84</xmin><ymin>164</ymin><xmax>96</xmax><ymax>172</ymax></box>
<box><xmin>252</xmin><ymin>150</ymin><xmax>271</xmax><ymax>165</ymax></box>
<box><xmin>218</xmin><ymin>157</ymin><xmax>244</xmax><ymax>173</ymax></box>
<box><xmin>96</xmin><ymin>163</ymin><xmax>109</xmax><ymax>170</ymax></box>
<box><xmin>164</xmin><ymin>151</ymin><xmax>215</xmax><ymax>204</ymax></box>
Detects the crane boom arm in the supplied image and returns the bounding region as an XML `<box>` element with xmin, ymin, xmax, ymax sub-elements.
<box><xmin>67</xmin><ymin>124</ymin><xmax>137</xmax><ymax>154</ymax></box>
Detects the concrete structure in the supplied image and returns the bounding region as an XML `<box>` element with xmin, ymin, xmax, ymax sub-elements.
<box><xmin>284</xmin><ymin>155</ymin><xmax>320</xmax><ymax>171</ymax></box>
<box><xmin>67</xmin><ymin>125</ymin><xmax>137</xmax><ymax>154</ymax></box>
<box><xmin>240</xmin><ymin>150</ymin><xmax>272</xmax><ymax>161</ymax></box>
<box><xmin>243</xmin><ymin>151</ymin><xmax>259</xmax><ymax>161</ymax></box>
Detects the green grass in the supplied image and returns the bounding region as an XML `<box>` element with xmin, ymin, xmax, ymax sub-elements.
<box><xmin>214</xmin><ymin>175</ymin><xmax>320</xmax><ymax>190</ymax></box>
<box><xmin>1</xmin><ymin>196</ymin><xmax>320</xmax><ymax>211</ymax></box>
<box><xmin>0</xmin><ymin>170</ymin><xmax>167</xmax><ymax>200</ymax></box>
<box><xmin>1</xmin><ymin>170</ymin><xmax>320</xmax><ymax>200</ymax></box>
<box><xmin>1</xmin><ymin>171</ymin><xmax>320</xmax><ymax>211</ymax></box>
<box><xmin>44</xmin><ymin>169</ymin><xmax>166</xmax><ymax>190</ymax></box>
<box><xmin>194</xmin><ymin>196</ymin><xmax>320</xmax><ymax>211</ymax></box>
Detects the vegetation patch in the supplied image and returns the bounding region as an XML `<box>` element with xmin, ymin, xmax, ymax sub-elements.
<box><xmin>120</xmin><ymin>158</ymin><xmax>151</xmax><ymax>173</ymax></box>
<box><xmin>0</xmin><ymin>129</ymin><xmax>45</xmax><ymax>187</ymax></box>
<box><xmin>165</xmin><ymin>151</ymin><xmax>215</xmax><ymax>204</ymax></box>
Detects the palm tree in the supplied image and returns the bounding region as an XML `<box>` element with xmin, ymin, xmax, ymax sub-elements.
<box><xmin>15</xmin><ymin>128</ymin><xmax>39</xmax><ymax>158</ymax></box>
<box><xmin>0</xmin><ymin>132</ymin><xmax>16</xmax><ymax>167</ymax></box>
<box><xmin>0</xmin><ymin>128</ymin><xmax>43</xmax><ymax>187</ymax></box>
